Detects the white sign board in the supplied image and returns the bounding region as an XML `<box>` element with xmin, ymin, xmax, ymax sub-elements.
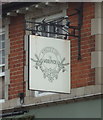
<box><xmin>28</xmin><ymin>35</ymin><xmax>71</xmax><ymax>93</ymax></box>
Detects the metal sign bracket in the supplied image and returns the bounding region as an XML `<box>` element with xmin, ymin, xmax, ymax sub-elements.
<box><xmin>25</xmin><ymin>3</ymin><xmax>83</xmax><ymax>60</ymax></box>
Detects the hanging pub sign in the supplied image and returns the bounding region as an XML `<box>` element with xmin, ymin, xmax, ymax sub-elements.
<box><xmin>28</xmin><ymin>35</ymin><xmax>71</xmax><ymax>93</ymax></box>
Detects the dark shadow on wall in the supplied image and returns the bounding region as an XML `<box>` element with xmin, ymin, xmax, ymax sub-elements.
<box><xmin>1</xmin><ymin>115</ymin><xmax>34</xmax><ymax>120</ymax></box>
<box><xmin>1</xmin><ymin>118</ymin><xmax>102</xmax><ymax>120</ymax></box>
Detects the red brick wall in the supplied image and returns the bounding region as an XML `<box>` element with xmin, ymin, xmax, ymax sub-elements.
<box><xmin>8</xmin><ymin>15</ymin><xmax>25</xmax><ymax>99</ymax></box>
<box><xmin>8</xmin><ymin>3</ymin><xmax>95</xmax><ymax>99</ymax></box>
<box><xmin>67</xmin><ymin>3</ymin><xmax>95</xmax><ymax>88</ymax></box>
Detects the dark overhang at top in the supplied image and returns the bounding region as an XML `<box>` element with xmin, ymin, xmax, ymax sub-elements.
<box><xmin>2</xmin><ymin>2</ymin><xmax>68</xmax><ymax>17</ymax></box>
<box><xmin>2</xmin><ymin>2</ymin><xmax>38</xmax><ymax>16</ymax></box>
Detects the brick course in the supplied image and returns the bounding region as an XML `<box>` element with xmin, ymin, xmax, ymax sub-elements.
<box><xmin>8</xmin><ymin>15</ymin><xmax>25</xmax><ymax>99</ymax></box>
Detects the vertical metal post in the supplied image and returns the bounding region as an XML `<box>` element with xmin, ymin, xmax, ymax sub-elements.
<box><xmin>77</xmin><ymin>3</ymin><xmax>83</xmax><ymax>60</ymax></box>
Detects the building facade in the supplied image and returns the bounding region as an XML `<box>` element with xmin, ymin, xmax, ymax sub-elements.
<box><xmin>0</xmin><ymin>2</ymin><xmax>103</xmax><ymax>119</ymax></box>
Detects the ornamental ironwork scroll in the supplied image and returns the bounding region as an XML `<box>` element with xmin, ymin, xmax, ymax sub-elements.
<box><xmin>25</xmin><ymin>3</ymin><xmax>83</xmax><ymax>60</ymax></box>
